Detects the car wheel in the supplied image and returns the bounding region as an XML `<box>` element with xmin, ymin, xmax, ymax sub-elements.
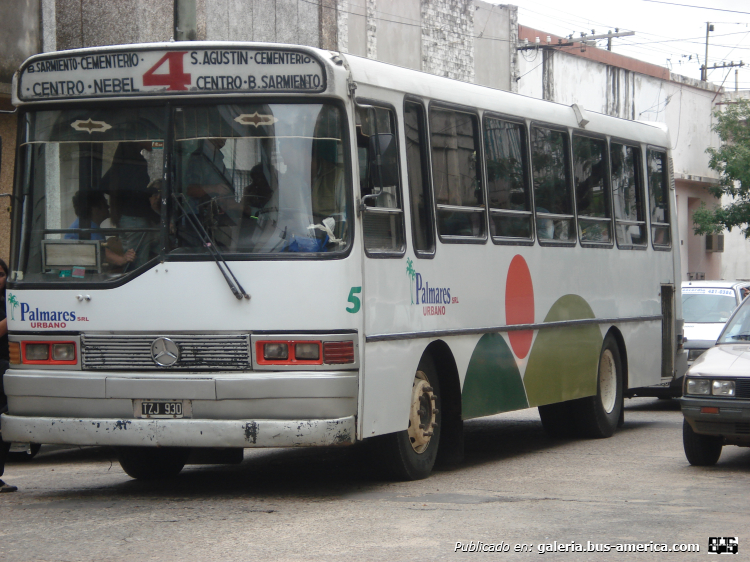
<box><xmin>575</xmin><ymin>335</ymin><xmax>623</xmax><ymax>438</ymax></box>
<box><xmin>116</xmin><ymin>447</ymin><xmax>190</xmax><ymax>480</ymax></box>
<box><xmin>372</xmin><ymin>355</ymin><xmax>441</xmax><ymax>480</ymax></box>
<box><xmin>683</xmin><ymin>419</ymin><xmax>722</xmax><ymax>466</ymax></box>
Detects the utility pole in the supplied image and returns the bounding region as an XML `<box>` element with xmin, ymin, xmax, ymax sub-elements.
<box><xmin>701</xmin><ymin>22</ymin><xmax>714</xmax><ymax>81</ymax></box>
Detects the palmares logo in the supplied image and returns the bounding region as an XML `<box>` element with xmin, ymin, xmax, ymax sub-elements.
<box><xmin>8</xmin><ymin>294</ymin><xmax>79</xmax><ymax>328</ymax></box>
<box><xmin>406</xmin><ymin>257</ymin><xmax>457</xmax><ymax>316</ymax></box>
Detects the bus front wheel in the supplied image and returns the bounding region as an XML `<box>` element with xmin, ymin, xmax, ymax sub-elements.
<box><xmin>374</xmin><ymin>356</ymin><xmax>442</xmax><ymax>480</ymax></box>
<box><xmin>575</xmin><ymin>335</ymin><xmax>623</xmax><ymax>438</ymax></box>
<box><xmin>116</xmin><ymin>446</ymin><xmax>190</xmax><ymax>480</ymax></box>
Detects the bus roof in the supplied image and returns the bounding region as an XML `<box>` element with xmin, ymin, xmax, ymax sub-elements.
<box><xmin>13</xmin><ymin>40</ymin><xmax>670</xmax><ymax>148</ymax></box>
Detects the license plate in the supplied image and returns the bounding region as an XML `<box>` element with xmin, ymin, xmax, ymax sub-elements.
<box><xmin>136</xmin><ymin>400</ymin><xmax>188</xmax><ymax>418</ymax></box>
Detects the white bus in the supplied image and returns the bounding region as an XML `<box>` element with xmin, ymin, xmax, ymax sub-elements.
<box><xmin>1</xmin><ymin>42</ymin><xmax>685</xmax><ymax>480</ymax></box>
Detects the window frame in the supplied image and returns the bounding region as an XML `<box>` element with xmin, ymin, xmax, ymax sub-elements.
<box><xmin>646</xmin><ymin>145</ymin><xmax>672</xmax><ymax>252</ymax></box>
<box><xmin>483</xmin><ymin>111</ymin><xmax>535</xmax><ymax>247</ymax></box>
<box><xmin>403</xmin><ymin>95</ymin><xmax>437</xmax><ymax>259</ymax></box>
<box><xmin>428</xmin><ymin>100</ymin><xmax>488</xmax><ymax>245</ymax></box>
<box><xmin>610</xmin><ymin>137</ymin><xmax>648</xmax><ymax>251</ymax></box>
<box><xmin>571</xmin><ymin>131</ymin><xmax>614</xmax><ymax>249</ymax></box>
<box><xmin>529</xmin><ymin>121</ymin><xmax>577</xmax><ymax>248</ymax></box>
<box><xmin>355</xmin><ymin>97</ymin><xmax>407</xmax><ymax>259</ymax></box>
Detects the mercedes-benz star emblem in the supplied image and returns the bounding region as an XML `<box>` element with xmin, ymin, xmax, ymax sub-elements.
<box><xmin>151</xmin><ymin>337</ymin><xmax>180</xmax><ymax>367</ymax></box>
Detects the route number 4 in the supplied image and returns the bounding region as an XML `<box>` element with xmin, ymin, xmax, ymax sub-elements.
<box><xmin>142</xmin><ymin>52</ymin><xmax>191</xmax><ymax>91</ymax></box>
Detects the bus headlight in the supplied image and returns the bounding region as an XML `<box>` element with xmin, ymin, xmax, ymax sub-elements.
<box><xmin>52</xmin><ymin>343</ymin><xmax>76</xmax><ymax>361</ymax></box>
<box><xmin>712</xmin><ymin>380</ymin><xmax>735</xmax><ymax>396</ymax></box>
<box><xmin>294</xmin><ymin>342</ymin><xmax>320</xmax><ymax>360</ymax></box>
<box><xmin>263</xmin><ymin>343</ymin><xmax>289</xmax><ymax>360</ymax></box>
<box><xmin>686</xmin><ymin>378</ymin><xmax>711</xmax><ymax>395</ymax></box>
<box><xmin>25</xmin><ymin>343</ymin><xmax>50</xmax><ymax>361</ymax></box>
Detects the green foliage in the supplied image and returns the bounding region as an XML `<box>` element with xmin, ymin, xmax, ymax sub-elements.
<box><xmin>696</xmin><ymin>98</ymin><xmax>750</xmax><ymax>237</ymax></box>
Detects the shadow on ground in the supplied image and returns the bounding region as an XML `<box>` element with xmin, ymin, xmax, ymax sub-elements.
<box><xmin>8</xmin><ymin>399</ymin><xmax>687</xmax><ymax>500</ymax></box>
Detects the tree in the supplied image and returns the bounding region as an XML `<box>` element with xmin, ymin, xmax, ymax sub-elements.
<box><xmin>693</xmin><ymin>98</ymin><xmax>750</xmax><ymax>237</ymax></box>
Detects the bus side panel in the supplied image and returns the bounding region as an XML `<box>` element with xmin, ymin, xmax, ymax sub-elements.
<box><xmin>360</xmin><ymin>335</ymin><xmax>480</xmax><ymax>438</ymax></box>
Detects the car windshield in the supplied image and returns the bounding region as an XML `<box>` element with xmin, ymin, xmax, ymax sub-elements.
<box><xmin>12</xmin><ymin>102</ymin><xmax>350</xmax><ymax>286</ymax></box>
<box><xmin>681</xmin><ymin>288</ymin><xmax>737</xmax><ymax>323</ymax></box>
<box><xmin>718</xmin><ymin>297</ymin><xmax>750</xmax><ymax>343</ymax></box>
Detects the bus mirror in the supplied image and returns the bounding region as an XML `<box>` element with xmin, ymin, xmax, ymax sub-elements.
<box><xmin>368</xmin><ymin>133</ymin><xmax>398</xmax><ymax>188</ymax></box>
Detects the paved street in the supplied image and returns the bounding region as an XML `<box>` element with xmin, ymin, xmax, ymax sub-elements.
<box><xmin>1</xmin><ymin>398</ymin><xmax>747</xmax><ymax>561</ymax></box>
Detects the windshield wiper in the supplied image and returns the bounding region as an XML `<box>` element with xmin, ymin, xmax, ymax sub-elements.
<box><xmin>172</xmin><ymin>194</ymin><xmax>250</xmax><ymax>300</ymax></box>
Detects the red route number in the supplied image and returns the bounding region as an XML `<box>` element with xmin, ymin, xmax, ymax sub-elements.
<box><xmin>142</xmin><ymin>52</ymin><xmax>191</xmax><ymax>91</ymax></box>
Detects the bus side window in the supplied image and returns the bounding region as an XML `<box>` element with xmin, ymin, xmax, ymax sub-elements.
<box><xmin>611</xmin><ymin>142</ymin><xmax>647</xmax><ymax>248</ymax></box>
<box><xmin>357</xmin><ymin>105</ymin><xmax>405</xmax><ymax>255</ymax></box>
<box><xmin>430</xmin><ymin>107</ymin><xmax>485</xmax><ymax>240</ymax></box>
<box><xmin>531</xmin><ymin>126</ymin><xmax>575</xmax><ymax>243</ymax></box>
<box><xmin>404</xmin><ymin>101</ymin><xmax>435</xmax><ymax>255</ymax></box>
<box><xmin>484</xmin><ymin>117</ymin><xmax>532</xmax><ymax>241</ymax></box>
<box><xmin>573</xmin><ymin>135</ymin><xmax>612</xmax><ymax>245</ymax></box>
<box><xmin>647</xmin><ymin>149</ymin><xmax>671</xmax><ymax>248</ymax></box>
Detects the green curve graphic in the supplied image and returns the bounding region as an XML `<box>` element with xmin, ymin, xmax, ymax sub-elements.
<box><xmin>462</xmin><ymin>333</ymin><xmax>529</xmax><ymax>420</ymax></box>
<box><xmin>523</xmin><ymin>294</ymin><xmax>603</xmax><ymax>407</ymax></box>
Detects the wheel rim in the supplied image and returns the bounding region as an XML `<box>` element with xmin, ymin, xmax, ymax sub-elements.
<box><xmin>599</xmin><ymin>349</ymin><xmax>617</xmax><ymax>414</ymax></box>
<box><xmin>408</xmin><ymin>371</ymin><xmax>437</xmax><ymax>454</ymax></box>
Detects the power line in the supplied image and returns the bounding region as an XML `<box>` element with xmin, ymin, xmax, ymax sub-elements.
<box><xmin>642</xmin><ymin>0</ymin><xmax>750</xmax><ymax>16</ymax></box>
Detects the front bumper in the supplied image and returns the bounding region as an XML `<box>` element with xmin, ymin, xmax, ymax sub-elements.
<box><xmin>680</xmin><ymin>396</ymin><xmax>750</xmax><ymax>445</ymax></box>
<box><xmin>2</xmin><ymin>368</ymin><xmax>359</xmax><ymax>447</ymax></box>
<box><xmin>0</xmin><ymin>414</ymin><xmax>356</xmax><ymax>448</ymax></box>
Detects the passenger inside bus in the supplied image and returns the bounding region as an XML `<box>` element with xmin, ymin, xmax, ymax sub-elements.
<box><xmin>104</xmin><ymin>141</ymin><xmax>159</xmax><ymax>269</ymax></box>
<box><xmin>64</xmin><ymin>190</ymin><xmax>136</xmax><ymax>268</ymax></box>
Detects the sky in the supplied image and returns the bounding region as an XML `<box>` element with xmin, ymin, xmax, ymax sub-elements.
<box><xmin>502</xmin><ymin>0</ymin><xmax>750</xmax><ymax>89</ymax></box>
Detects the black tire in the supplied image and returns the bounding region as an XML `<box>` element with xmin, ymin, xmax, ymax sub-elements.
<box><xmin>575</xmin><ymin>335</ymin><xmax>623</xmax><ymax>439</ymax></box>
<box><xmin>116</xmin><ymin>446</ymin><xmax>190</xmax><ymax>480</ymax></box>
<box><xmin>683</xmin><ymin>419</ymin><xmax>722</xmax><ymax>466</ymax></box>
<box><xmin>8</xmin><ymin>443</ymin><xmax>42</xmax><ymax>462</ymax></box>
<box><xmin>371</xmin><ymin>355</ymin><xmax>442</xmax><ymax>480</ymax></box>
<box><xmin>538</xmin><ymin>401</ymin><xmax>577</xmax><ymax>438</ymax></box>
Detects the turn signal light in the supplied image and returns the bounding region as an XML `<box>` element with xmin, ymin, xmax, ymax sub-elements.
<box><xmin>9</xmin><ymin>342</ymin><xmax>21</xmax><ymax>364</ymax></box>
<box><xmin>701</xmin><ymin>407</ymin><xmax>719</xmax><ymax>414</ymax></box>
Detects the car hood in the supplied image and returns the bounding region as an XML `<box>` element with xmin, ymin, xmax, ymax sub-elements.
<box><xmin>688</xmin><ymin>344</ymin><xmax>750</xmax><ymax>377</ymax></box>
<box><xmin>684</xmin><ymin>323</ymin><xmax>726</xmax><ymax>343</ymax></box>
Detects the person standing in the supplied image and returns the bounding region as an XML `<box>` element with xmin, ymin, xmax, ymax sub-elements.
<box><xmin>0</xmin><ymin>258</ymin><xmax>18</xmax><ymax>492</ymax></box>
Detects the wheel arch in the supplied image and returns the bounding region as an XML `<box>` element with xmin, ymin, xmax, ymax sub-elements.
<box><xmin>422</xmin><ymin>340</ymin><xmax>464</xmax><ymax>466</ymax></box>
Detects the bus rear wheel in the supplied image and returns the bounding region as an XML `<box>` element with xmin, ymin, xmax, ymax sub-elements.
<box><xmin>116</xmin><ymin>446</ymin><xmax>190</xmax><ymax>480</ymax></box>
<box><xmin>374</xmin><ymin>356</ymin><xmax>442</xmax><ymax>480</ymax></box>
<box><xmin>575</xmin><ymin>335</ymin><xmax>623</xmax><ymax>438</ymax></box>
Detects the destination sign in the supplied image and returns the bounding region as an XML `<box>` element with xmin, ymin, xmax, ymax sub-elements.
<box><xmin>18</xmin><ymin>47</ymin><xmax>327</xmax><ymax>101</ymax></box>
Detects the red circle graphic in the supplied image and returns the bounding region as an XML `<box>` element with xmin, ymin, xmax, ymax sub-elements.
<box><xmin>505</xmin><ymin>255</ymin><xmax>534</xmax><ymax>359</ymax></box>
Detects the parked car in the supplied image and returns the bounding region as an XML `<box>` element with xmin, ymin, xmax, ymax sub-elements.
<box><xmin>682</xmin><ymin>280</ymin><xmax>750</xmax><ymax>365</ymax></box>
<box><xmin>680</xmin><ymin>294</ymin><xmax>750</xmax><ymax>465</ymax></box>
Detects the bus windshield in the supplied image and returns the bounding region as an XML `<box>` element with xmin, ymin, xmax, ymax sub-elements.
<box><xmin>13</xmin><ymin>102</ymin><xmax>350</xmax><ymax>285</ymax></box>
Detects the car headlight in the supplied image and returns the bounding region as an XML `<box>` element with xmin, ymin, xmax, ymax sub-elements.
<box><xmin>686</xmin><ymin>378</ymin><xmax>711</xmax><ymax>395</ymax></box>
<box><xmin>712</xmin><ymin>380</ymin><xmax>735</xmax><ymax>396</ymax></box>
